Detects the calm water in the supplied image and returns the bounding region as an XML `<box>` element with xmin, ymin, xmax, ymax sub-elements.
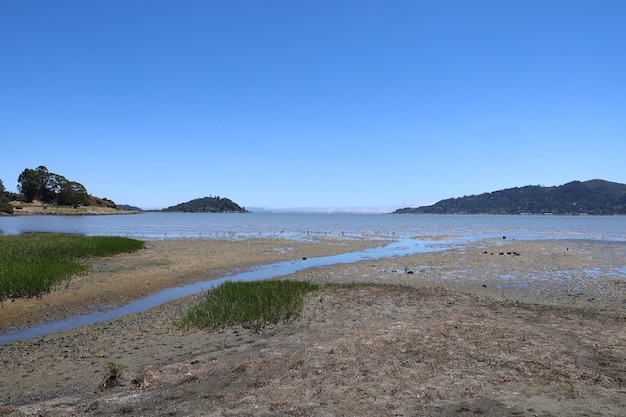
<box><xmin>1</xmin><ymin>212</ymin><xmax>625</xmax><ymax>241</ymax></box>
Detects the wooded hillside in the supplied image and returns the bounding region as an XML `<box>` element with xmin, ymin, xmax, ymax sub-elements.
<box><xmin>163</xmin><ymin>196</ymin><xmax>248</xmax><ymax>213</ymax></box>
<box><xmin>394</xmin><ymin>180</ymin><xmax>626</xmax><ymax>215</ymax></box>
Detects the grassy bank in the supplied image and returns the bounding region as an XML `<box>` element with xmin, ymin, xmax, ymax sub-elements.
<box><xmin>0</xmin><ymin>233</ymin><xmax>144</xmax><ymax>302</ymax></box>
<box><xmin>180</xmin><ymin>280</ymin><xmax>320</xmax><ymax>332</ymax></box>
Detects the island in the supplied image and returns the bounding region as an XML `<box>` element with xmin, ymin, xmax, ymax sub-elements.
<box><xmin>162</xmin><ymin>196</ymin><xmax>249</xmax><ymax>213</ymax></box>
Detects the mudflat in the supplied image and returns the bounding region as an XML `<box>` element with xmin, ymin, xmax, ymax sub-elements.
<box><xmin>1</xmin><ymin>237</ymin><xmax>625</xmax><ymax>416</ymax></box>
<box><xmin>0</xmin><ymin>237</ymin><xmax>383</xmax><ymax>332</ymax></box>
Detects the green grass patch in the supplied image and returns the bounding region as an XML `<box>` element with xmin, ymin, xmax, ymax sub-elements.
<box><xmin>0</xmin><ymin>233</ymin><xmax>144</xmax><ymax>302</ymax></box>
<box><xmin>180</xmin><ymin>280</ymin><xmax>319</xmax><ymax>332</ymax></box>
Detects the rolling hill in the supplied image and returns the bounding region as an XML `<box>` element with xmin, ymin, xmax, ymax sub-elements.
<box><xmin>393</xmin><ymin>180</ymin><xmax>626</xmax><ymax>215</ymax></box>
<box><xmin>162</xmin><ymin>196</ymin><xmax>248</xmax><ymax>213</ymax></box>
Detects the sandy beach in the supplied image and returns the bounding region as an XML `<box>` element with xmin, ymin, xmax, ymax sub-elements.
<box><xmin>1</xmin><ymin>237</ymin><xmax>625</xmax><ymax>416</ymax></box>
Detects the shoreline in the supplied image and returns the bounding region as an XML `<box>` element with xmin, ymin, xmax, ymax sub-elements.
<box><xmin>0</xmin><ymin>236</ymin><xmax>390</xmax><ymax>334</ymax></box>
<box><xmin>1</xmin><ymin>209</ymin><xmax>140</xmax><ymax>216</ymax></box>
<box><xmin>2</xmin><ymin>200</ymin><xmax>140</xmax><ymax>216</ymax></box>
<box><xmin>1</xmin><ymin>237</ymin><xmax>625</xmax><ymax>416</ymax></box>
<box><xmin>2</xmin><ymin>236</ymin><xmax>624</xmax><ymax>339</ymax></box>
<box><xmin>3</xmin><ymin>210</ymin><xmax>139</xmax><ymax>216</ymax></box>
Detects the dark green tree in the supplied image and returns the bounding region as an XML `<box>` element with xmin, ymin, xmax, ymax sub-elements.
<box><xmin>17</xmin><ymin>168</ymin><xmax>40</xmax><ymax>202</ymax></box>
<box><xmin>36</xmin><ymin>166</ymin><xmax>69</xmax><ymax>203</ymax></box>
<box><xmin>0</xmin><ymin>178</ymin><xmax>12</xmax><ymax>213</ymax></box>
<box><xmin>57</xmin><ymin>181</ymin><xmax>89</xmax><ymax>207</ymax></box>
<box><xmin>18</xmin><ymin>166</ymin><xmax>75</xmax><ymax>204</ymax></box>
<box><xmin>36</xmin><ymin>166</ymin><xmax>52</xmax><ymax>202</ymax></box>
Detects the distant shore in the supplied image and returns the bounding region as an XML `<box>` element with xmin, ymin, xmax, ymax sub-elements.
<box><xmin>6</xmin><ymin>209</ymin><xmax>138</xmax><ymax>216</ymax></box>
<box><xmin>3</xmin><ymin>200</ymin><xmax>138</xmax><ymax>216</ymax></box>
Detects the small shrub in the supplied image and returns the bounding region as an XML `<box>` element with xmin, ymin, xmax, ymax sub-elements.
<box><xmin>102</xmin><ymin>362</ymin><xmax>124</xmax><ymax>389</ymax></box>
<box><xmin>180</xmin><ymin>280</ymin><xmax>319</xmax><ymax>332</ymax></box>
<box><xmin>0</xmin><ymin>202</ymin><xmax>13</xmax><ymax>214</ymax></box>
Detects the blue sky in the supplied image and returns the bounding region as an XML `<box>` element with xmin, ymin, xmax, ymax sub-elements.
<box><xmin>2</xmin><ymin>1</ymin><xmax>624</xmax><ymax>211</ymax></box>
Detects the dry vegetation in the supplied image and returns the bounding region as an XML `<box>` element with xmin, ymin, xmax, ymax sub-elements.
<box><xmin>6</xmin><ymin>200</ymin><xmax>125</xmax><ymax>215</ymax></box>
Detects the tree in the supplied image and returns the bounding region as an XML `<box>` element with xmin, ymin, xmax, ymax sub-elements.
<box><xmin>57</xmin><ymin>181</ymin><xmax>89</xmax><ymax>207</ymax></box>
<box><xmin>35</xmin><ymin>166</ymin><xmax>70</xmax><ymax>203</ymax></box>
<box><xmin>16</xmin><ymin>166</ymin><xmax>57</xmax><ymax>203</ymax></box>
<box><xmin>0</xmin><ymin>178</ymin><xmax>12</xmax><ymax>213</ymax></box>
<box><xmin>18</xmin><ymin>166</ymin><xmax>77</xmax><ymax>204</ymax></box>
<box><xmin>17</xmin><ymin>168</ymin><xmax>40</xmax><ymax>202</ymax></box>
<box><xmin>43</xmin><ymin>172</ymin><xmax>69</xmax><ymax>203</ymax></box>
<box><xmin>36</xmin><ymin>166</ymin><xmax>52</xmax><ymax>201</ymax></box>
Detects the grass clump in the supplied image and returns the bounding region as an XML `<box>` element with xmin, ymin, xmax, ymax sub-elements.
<box><xmin>0</xmin><ymin>233</ymin><xmax>144</xmax><ymax>302</ymax></box>
<box><xmin>180</xmin><ymin>280</ymin><xmax>319</xmax><ymax>332</ymax></box>
<box><xmin>101</xmin><ymin>362</ymin><xmax>125</xmax><ymax>389</ymax></box>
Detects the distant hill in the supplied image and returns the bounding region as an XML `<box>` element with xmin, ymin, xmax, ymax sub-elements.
<box><xmin>393</xmin><ymin>180</ymin><xmax>626</xmax><ymax>215</ymax></box>
<box><xmin>117</xmin><ymin>204</ymin><xmax>143</xmax><ymax>211</ymax></box>
<box><xmin>163</xmin><ymin>196</ymin><xmax>249</xmax><ymax>213</ymax></box>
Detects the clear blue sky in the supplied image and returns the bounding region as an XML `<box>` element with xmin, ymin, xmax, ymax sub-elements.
<box><xmin>2</xmin><ymin>1</ymin><xmax>624</xmax><ymax>211</ymax></box>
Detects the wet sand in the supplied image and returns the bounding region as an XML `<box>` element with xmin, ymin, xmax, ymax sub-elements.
<box><xmin>1</xmin><ymin>237</ymin><xmax>625</xmax><ymax>416</ymax></box>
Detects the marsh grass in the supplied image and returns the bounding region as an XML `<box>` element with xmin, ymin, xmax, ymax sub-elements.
<box><xmin>0</xmin><ymin>233</ymin><xmax>144</xmax><ymax>302</ymax></box>
<box><xmin>180</xmin><ymin>280</ymin><xmax>319</xmax><ymax>332</ymax></box>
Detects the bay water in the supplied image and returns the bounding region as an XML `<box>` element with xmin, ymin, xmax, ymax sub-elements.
<box><xmin>1</xmin><ymin>212</ymin><xmax>624</xmax><ymax>241</ymax></box>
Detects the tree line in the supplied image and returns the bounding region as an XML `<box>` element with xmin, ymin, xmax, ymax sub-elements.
<box><xmin>0</xmin><ymin>165</ymin><xmax>114</xmax><ymax>214</ymax></box>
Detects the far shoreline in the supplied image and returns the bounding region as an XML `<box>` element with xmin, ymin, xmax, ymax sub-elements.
<box><xmin>2</xmin><ymin>200</ymin><xmax>140</xmax><ymax>216</ymax></box>
<box><xmin>4</xmin><ymin>209</ymin><xmax>139</xmax><ymax>216</ymax></box>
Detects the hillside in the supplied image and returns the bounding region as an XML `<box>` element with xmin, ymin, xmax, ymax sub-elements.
<box><xmin>162</xmin><ymin>196</ymin><xmax>249</xmax><ymax>213</ymax></box>
<box><xmin>394</xmin><ymin>179</ymin><xmax>626</xmax><ymax>215</ymax></box>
